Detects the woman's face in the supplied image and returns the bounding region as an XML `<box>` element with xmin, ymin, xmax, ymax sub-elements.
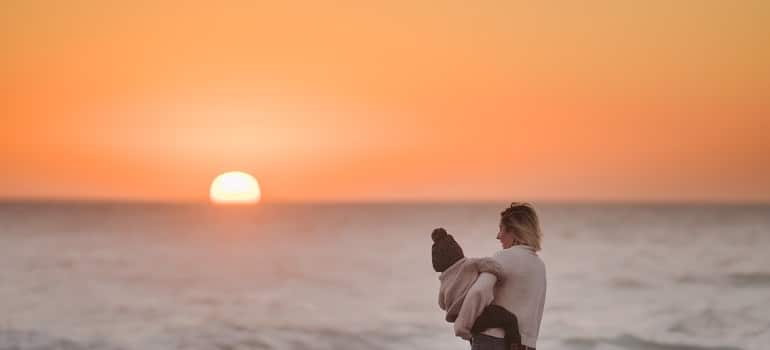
<box><xmin>496</xmin><ymin>223</ymin><xmax>515</xmax><ymax>249</ymax></box>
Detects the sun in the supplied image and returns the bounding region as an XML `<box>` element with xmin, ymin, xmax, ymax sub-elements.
<box><xmin>209</xmin><ymin>171</ymin><xmax>261</xmax><ymax>204</ymax></box>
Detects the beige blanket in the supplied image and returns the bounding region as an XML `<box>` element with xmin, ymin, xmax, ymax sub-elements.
<box><xmin>437</xmin><ymin>257</ymin><xmax>504</xmax><ymax>322</ymax></box>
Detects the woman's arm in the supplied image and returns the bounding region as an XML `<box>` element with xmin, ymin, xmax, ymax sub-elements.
<box><xmin>453</xmin><ymin>272</ymin><xmax>497</xmax><ymax>339</ymax></box>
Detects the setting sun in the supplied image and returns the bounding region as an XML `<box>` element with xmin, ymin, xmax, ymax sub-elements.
<box><xmin>209</xmin><ymin>171</ymin><xmax>261</xmax><ymax>204</ymax></box>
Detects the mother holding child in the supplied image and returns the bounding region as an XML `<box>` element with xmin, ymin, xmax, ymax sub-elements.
<box><xmin>432</xmin><ymin>202</ymin><xmax>546</xmax><ymax>350</ymax></box>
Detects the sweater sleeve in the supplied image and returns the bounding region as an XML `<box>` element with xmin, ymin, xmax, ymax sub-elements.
<box><xmin>453</xmin><ymin>272</ymin><xmax>497</xmax><ymax>340</ymax></box>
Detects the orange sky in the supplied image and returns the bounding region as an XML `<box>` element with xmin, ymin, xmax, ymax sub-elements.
<box><xmin>2</xmin><ymin>1</ymin><xmax>769</xmax><ymax>202</ymax></box>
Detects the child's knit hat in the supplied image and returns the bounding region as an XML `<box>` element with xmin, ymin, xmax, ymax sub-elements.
<box><xmin>431</xmin><ymin>228</ymin><xmax>465</xmax><ymax>272</ymax></box>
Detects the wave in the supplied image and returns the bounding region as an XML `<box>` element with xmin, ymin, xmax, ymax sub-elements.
<box><xmin>0</xmin><ymin>325</ymin><xmax>404</xmax><ymax>350</ymax></box>
<box><xmin>676</xmin><ymin>272</ymin><xmax>770</xmax><ymax>288</ymax></box>
<box><xmin>563</xmin><ymin>334</ymin><xmax>742</xmax><ymax>350</ymax></box>
<box><xmin>609</xmin><ymin>277</ymin><xmax>650</xmax><ymax>289</ymax></box>
<box><xmin>157</xmin><ymin>321</ymin><xmax>443</xmax><ymax>350</ymax></box>
<box><xmin>727</xmin><ymin>273</ymin><xmax>770</xmax><ymax>287</ymax></box>
<box><xmin>0</xmin><ymin>329</ymin><xmax>124</xmax><ymax>350</ymax></box>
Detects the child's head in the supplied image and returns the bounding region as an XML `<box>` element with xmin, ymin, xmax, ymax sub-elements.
<box><xmin>431</xmin><ymin>228</ymin><xmax>465</xmax><ymax>272</ymax></box>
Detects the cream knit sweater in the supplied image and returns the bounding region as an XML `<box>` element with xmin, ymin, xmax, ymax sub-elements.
<box><xmin>453</xmin><ymin>245</ymin><xmax>546</xmax><ymax>348</ymax></box>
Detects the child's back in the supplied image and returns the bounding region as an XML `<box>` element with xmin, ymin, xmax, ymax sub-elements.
<box><xmin>432</xmin><ymin>228</ymin><xmax>522</xmax><ymax>347</ymax></box>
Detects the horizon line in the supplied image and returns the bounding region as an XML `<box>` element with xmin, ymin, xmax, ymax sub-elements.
<box><xmin>1</xmin><ymin>196</ymin><xmax>769</xmax><ymax>206</ymax></box>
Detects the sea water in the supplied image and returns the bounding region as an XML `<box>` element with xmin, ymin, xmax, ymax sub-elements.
<box><xmin>1</xmin><ymin>202</ymin><xmax>768</xmax><ymax>350</ymax></box>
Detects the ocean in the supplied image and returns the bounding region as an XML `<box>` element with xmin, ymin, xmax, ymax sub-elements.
<box><xmin>1</xmin><ymin>201</ymin><xmax>768</xmax><ymax>350</ymax></box>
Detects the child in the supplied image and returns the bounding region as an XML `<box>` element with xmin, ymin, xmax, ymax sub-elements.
<box><xmin>432</xmin><ymin>227</ymin><xmax>522</xmax><ymax>348</ymax></box>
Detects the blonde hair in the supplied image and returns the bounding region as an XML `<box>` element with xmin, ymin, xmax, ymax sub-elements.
<box><xmin>500</xmin><ymin>202</ymin><xmax>542</xmax><ymax>251</ymax></box>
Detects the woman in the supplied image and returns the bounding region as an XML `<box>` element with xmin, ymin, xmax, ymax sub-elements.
<box><xmin>454</xmin><ymin>202</ymin><xmax>546</xmax><ymax>350</ymax></box>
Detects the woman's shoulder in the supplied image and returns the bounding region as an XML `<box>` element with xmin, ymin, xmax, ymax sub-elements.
<box><xmin>493</xmin><ymin>245</ymin><xmax>542</xmax><ymax>262</ymax></box>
